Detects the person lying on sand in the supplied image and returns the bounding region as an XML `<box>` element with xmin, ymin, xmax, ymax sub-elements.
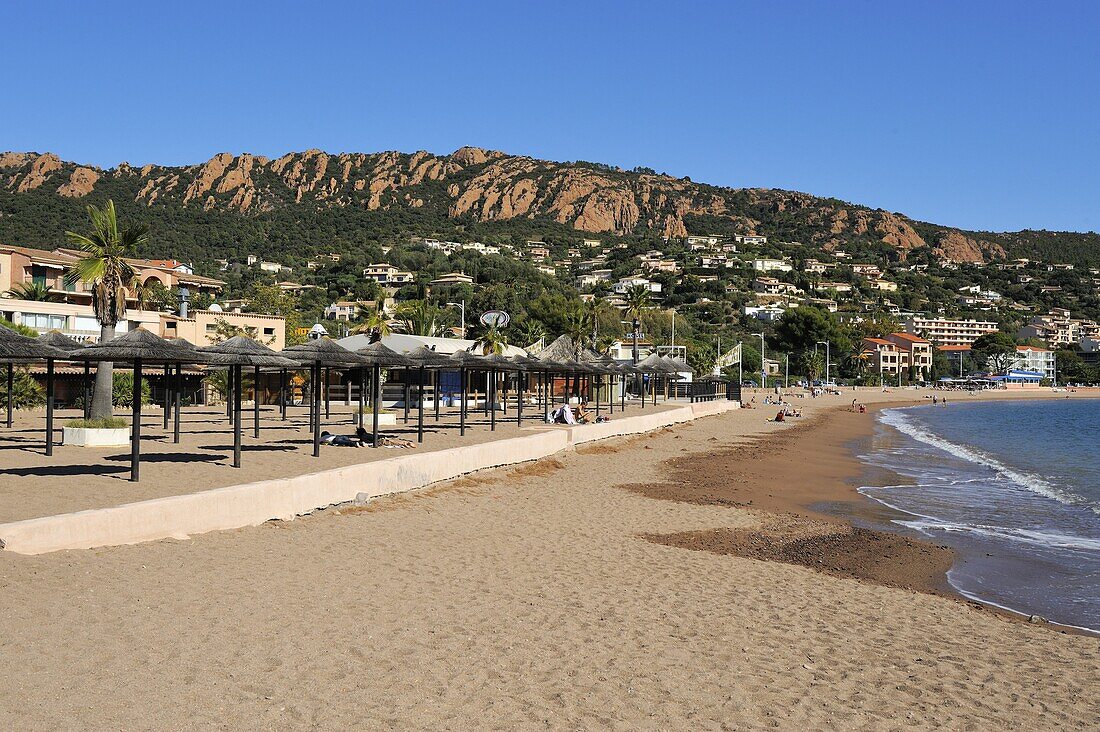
<box><xmin>321</xmin><ymin>430</ymin><xmax>366</xmax><ymax>447</ymax></box>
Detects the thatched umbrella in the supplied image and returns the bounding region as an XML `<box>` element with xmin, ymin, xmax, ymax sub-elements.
<box><xmin>354</xmin><ymin>341</ymin><xmax>414</xmax><ymax>448</ymax></box>
<box><xmin>448</xmin><ymin>350</ymin><xmax>493</xmax><ymax>436</ymax></box>
<box><xmin>281</xmin><ymin>339</ymin><xmax>366</xmax><ymax>457</ymax></box>
<box><xmin>403</xmin><ymin>346</ymin><xmax>454</xmax><ymax>443</ymax></box>
<box><xmin>38</xmin><ymin>331</ymin><xmax>91</xmax><ymax>420</ymax></box>
<box><xmin>75</xmin><ymin>328</ymin><xmax>212</xmax><ymax>481</ymax></box>
<box><xmin>478</xmin><ymin>353</ymin><xmax>519</xmax><ymax>431</ymax></box>
<box><xmin>511</xmin><ymin>354</ymin><xmax>550</xmax><ymax>423</ymax></box>
<box><xmin>1</xmin><ymin>325</ymin><xmax>70</xmax><ymax>453</ymax></box>
<box><xmin>200</xmin><ymin>337</ymin><xmax>299</xmax><ymax>468</ymax></box>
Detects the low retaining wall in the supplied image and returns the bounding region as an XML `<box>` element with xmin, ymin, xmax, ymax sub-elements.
<box><xmin>0</xmin><ymin>401</ymin><xmax>739</xmax><ymax>555</ymax></box>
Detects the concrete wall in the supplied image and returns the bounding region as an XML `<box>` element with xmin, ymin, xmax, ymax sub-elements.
<box><xmin>0</xmin><ymin>401</ymin><xmax>739</xmax><ymax>555</ymax></box>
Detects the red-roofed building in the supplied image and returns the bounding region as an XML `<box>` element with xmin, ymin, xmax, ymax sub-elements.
<box><xmin>861</xmin><ymin>332</ymin><xmax>933</xmax><ymax>380</ymax></box>
<box><xmin>885</xmin><ymin>332</ymin><xmax>933</xmax><ymax>378</ymax></box>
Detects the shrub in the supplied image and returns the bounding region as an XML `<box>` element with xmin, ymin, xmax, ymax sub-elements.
<box><xmin>112</xmin><ymin>372</ymin><xmax>152</xmax><ymax>407</ymax></box>
<box><xmin>0</xmin><ymin>366</ymin><xmax>46</xmax><ymax>409</ymax></box>
<box><xmin>65</xmin><ymin>417</ymin><xmax>129</xmax><ymax>429</ymax></box>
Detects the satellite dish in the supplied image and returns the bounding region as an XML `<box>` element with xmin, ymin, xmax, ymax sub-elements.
<box><xmin>308</xmin><ymin>323</ymin><xmax>328</xmax><ymax>340</ymax></box>
<box><xmin>480</xmin><ymin>310</ymin><xmax>510</xmax><ymax>328</ymax></box>
<box><xmin>208</xmin><ymin>303</ymin><xmax>223</xmax><ymax>312</ymax></box>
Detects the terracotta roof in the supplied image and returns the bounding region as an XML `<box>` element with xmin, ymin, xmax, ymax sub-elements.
<box><xmin>1016</xmin><ymin>345</ymin><xmax>1051</xmax><ymax>352</ymax></box>
<box><xmin>889</xmin><ymin>332</ymin><xmax>930</xmax><ymax>343</ymax></box>
<box><xmin>937</xmin><ymin>345</ymin><xmax>972</xmax><ymax>352</ymax></box>
<box><xmin>863</xmin><ymin>337</ymin><xmax>892</xmax><ymax>346</ymax></box>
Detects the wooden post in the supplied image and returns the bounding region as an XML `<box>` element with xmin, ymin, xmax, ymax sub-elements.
<box><xmin>131</xmin><ymin>359</ymin><xmax>142</xmax><ymax>482</ymax></box>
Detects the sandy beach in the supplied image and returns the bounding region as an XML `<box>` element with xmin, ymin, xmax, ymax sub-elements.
<box><xmin>1</xmin><ymin>388</ymin><xmax>1097</xmax><ymax>728</ymax></box>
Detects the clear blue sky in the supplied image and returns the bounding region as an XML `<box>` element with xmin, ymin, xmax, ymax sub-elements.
<box><xmin>3</xmin><ymin>1</ymin><xmax>1098</xmax><ymax>233</ymax></box>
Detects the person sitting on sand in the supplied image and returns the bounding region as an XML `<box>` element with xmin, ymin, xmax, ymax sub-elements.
<box><xmin>574</xmin><ymin>401</ymin><xmax>592</xmax><ymax>424</ymax></box>
<box><xmin>774</xmin><ymin>410</ymin><xmax>785</xmax><ymax>422</ymax></box>
<box><xmin>354</xmin><ymin>427</ymin><xmax>416</xmax><ymax>449</ymax></box>
<box><xmin>858</xmin><ymin>404</ymin><xmax>866</xmax><ymax>413</ymax></box>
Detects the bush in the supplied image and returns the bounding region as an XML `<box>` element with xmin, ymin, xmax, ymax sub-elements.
<box><xmin>0</xmin><ymin>366</ymin><xmax>46</xmax><ymax>409</ymax></box>
<box><xmin>112</xmin><ymin>372</ymin><xmax>152</xmax><ymax>408</ymax></box>
<box><xmin>65</xmin><ymin>417</ymin><xmax>129</xmax><ymax>429</ymax></box>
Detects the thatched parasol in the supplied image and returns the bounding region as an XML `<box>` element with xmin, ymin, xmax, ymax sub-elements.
<box><xmin>37</xmin><ymin>330</ymin><xmax>87</xmax><ymax>354</ymax></box>
<box><xmin>352</xmin><ymin>341</ymin><xmax>415</xmax><ymax>446</ymax></box>
<box><xmin>280</xmin><ymin>339</ymin><xmax>365</xmax><ymax>457</ymax></box>
<box><xmin>199</xmin><ymin>337</ymin><xmax>300</xmax><ymax>467</ymax></box>
<box><xmin>1</xmin><ymin>325</ymin><xmax>70</xmax><ymax>452</ymax></box>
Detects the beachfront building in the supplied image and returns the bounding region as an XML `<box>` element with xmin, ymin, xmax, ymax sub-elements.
<box><xmin>161</xmin><ymin>309</ymin><xmax>286</xmax><ymax>349</ymax></box>
<box><xmin>884</xmin><ymin>332</ymin><xmax>933</xmax><ymax>379</ymax></box>
<box><xmin>903</xmin><ymin>315</ymin><xmax>998</xmax><ymax>347</ymax></box>
<box><xmin>1</xmin><ymin>298</ymin><xmax>161</xmax><ymax>342</ymax></box>
<box><xmin>1010</xmin><ymin>345</ymin><xmax>1056</xmax><ymax>380</ymax></box>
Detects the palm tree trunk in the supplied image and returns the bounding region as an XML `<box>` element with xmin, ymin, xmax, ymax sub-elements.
<box><xmin>91</xmin><ymin>323</ymin><xmax>116</xmax><ymax>419</ymax></box>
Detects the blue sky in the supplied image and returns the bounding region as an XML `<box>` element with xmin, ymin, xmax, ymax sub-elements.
<box><xmin>2</xmin><ymin>1</ymin><xmax>1098</xmax><ymax>233</ymax></box>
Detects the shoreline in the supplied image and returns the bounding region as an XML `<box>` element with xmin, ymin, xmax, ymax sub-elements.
<box><xmin>625</xmin><ymin>400</ymin><xmax>1095</xmax><ymax>635</ymax></box>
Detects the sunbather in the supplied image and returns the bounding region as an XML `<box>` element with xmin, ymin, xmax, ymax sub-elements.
<box><xmin>321</xmin><ymin>430</ymin><xmax>365</xmax><ymax>447</ymax></box>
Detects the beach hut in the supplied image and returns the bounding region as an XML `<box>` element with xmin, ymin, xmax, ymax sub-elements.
<box><xmin>1</xmin><ymin>324</ymin><xmax>71</xmax><ymax>453</ymax></box>
<box><xmin>75</xmin><ymin>328</ymin><xmax>212</xmax><ymax>481</ymax></box>
<box><xmin>199</xmin><ymin>337</ymin><xmax>299</xmax><ymax>468</ymax></box>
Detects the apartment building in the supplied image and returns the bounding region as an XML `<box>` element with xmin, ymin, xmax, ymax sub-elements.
<box><xmin>1017</xmin><ymin>309</ymin><xmax>1100</xmax><ymax>348</ymax></box>
<box><xmin>884</xmin><ymin>332</ymin><xmax>933</xmax><ymax>378</ymax></box>
<box><xmin>1011</xmin><ymin>345</ymin><xmax>1056</xmax><ymax>380</ymax></box>
<box><xmin>752</xmin><ymin>258</ymin><xmax>792</xmax><ymax>273</ymax></box>
<box><xmin>903</xmin><ymin>315</ymin><xmax>998</xmax><ymax>346</ymax></box>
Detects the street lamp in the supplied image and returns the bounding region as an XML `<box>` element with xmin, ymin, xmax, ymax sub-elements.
<box><xmin>815</xmin><ymin>341</ymin><xmax>831</xmax><ymax>385</ymax></box>
<box><xmin>755</xmin><ymin>332</ymin><xmax>766</xmax><ymax>389</ymax></box>
<box><xmin>445</xmin><ymin>301</ymin><xmax>466</xmax><ymax>339</ymax></box>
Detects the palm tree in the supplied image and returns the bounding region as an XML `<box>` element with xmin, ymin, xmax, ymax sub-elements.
<box><xmin>622</xmin><ymin>284</ymin><xmax>652</xmax><ymax>366</ymax></box>
<box><xmin>395</xmin><ymin>299</ymin><xmax>445</xmax><ymax>337</ymax></box>
<box><xmin>5</xmin><ymin>282</ymin><xmax>59</xmax><ymax>302</ymax></box>
<box><xmin>516</xmin><ymin>319</ymin><xmax>546</xmax><ymax>350</ymax></box>
<box><xmin>353</xmin><ymin>302</ymin><xmax>393</xmax><ymax>343</ymax></box>
<box><xmin>64</xmin><ymin>200</ymin><xmax>148</xmax><ymax>419</ymax></box>
<box><xmin>800</xmin><ymin>350</ymin><xmax>826</xmax><ymax>384</ymax></box>
<box><xmin>473</xmin><ymin>325</ymin><xmax>508</xmax><ymax>355</ymax></box>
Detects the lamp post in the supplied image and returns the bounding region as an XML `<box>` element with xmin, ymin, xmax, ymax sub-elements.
<box><xmin>755</xmin><ymin>332</ymin><xmax>766</xmax><ymax>389</ymax></box>
<box><xmin>446</xmin><ymin>301</ymin><xmax>466</xmax><ymax>339</ymax></box>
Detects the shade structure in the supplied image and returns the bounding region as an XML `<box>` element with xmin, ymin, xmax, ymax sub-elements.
<box><xmin>38</xmin><ymin>330</ymin><xmax>92</xmax><ymax>420</ymax></box>
<box><xmin>1</xmin><ymin>325</ymin><xmax>72</xmax><ymax>452</ymax></box>
<box><xmin>200</xmin><ymin>337</ymin><xmax>299</xmax><ymax>468</ymax></box>
<box><xmin>281</xmin><ymin>339</ymin><xmax>366</xmax><ymax>457</ymax></box>
<box><xmin>72</xmin><ymin>328</ymin><xmax>214</xmax><ymax>482</ymax></box>
<box><xmin>37</xmin><ymin>330</ymin><xmax>87</xmax><ymax>354</ymax></box>
<box><xmin>400</xmin><ymin>347</ymin><xmax>455</xmax><ymax>443</ymax></box>
<box><xmin>353</xmin><ymin>341</ymin><xmax>415</xmax><ymax>447</ymax></box>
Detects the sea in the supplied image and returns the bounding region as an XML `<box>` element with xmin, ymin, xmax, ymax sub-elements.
<box><xmin>857</xmin><ymin>398</ymin><xmax>1100</xmax><ymax>633</ymax></box>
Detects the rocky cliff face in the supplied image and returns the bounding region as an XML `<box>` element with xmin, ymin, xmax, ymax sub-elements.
<box><xmin>0</xmin><ymin>147</ymin><xmax>1012</xmax><ymax>262</ymax></box>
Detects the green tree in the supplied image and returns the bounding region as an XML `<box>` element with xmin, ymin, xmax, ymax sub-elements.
<box><xmin>473</xmin><ymin>325</ymin><xmax>508</xmax><ymax>355</ymax></box>
<box><xmin>0</xmin><ymin>367</ymin><xmax>46</xmax><ymax>409</ymax></box>
<box><xmin>800</xmin><ymin>350</ymin><xmax>826</xmax><ymax>382</ymax></box>
<box><xmin>622</xmin><ymin>285</ymin><xmax>652</xmax><ymax>365</ymax></box>
<box><xmin>5</xmin><ymin>282</ymin><xmax>60</xmax><ymax>302</ymax></box>
<box><xmin>64</xmin><ymin>200</ymin><xmax>148</xmax><ymax>419</ymax></box>
<box><xmin>971</xmin><ymin>332</ymin><xmax>1018</xmax><ymax>375</ymax></box>
<box><xmin>395</xmin><ymin>299</ymin><xmax>446</xmax><ymax>337</ymax></box>
<box><xmin>353</xmin><ymin>303</ymin><xmax>393</xmax><ymax>342</ymax></box>
<box><xmin>774</xmin><ymin>306</ymin><xmax>839</xmax><ymax>354</ymax></box>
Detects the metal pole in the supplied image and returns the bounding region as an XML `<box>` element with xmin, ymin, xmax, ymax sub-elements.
<box><xmin>324</xmin><ymin>367</ymin><xmax>330</xmax><ymax>419</ymax></box>
<box><xmin>372</xmin><ymin>363</ymin><xmax>381</xmax><ymax>448</ymax></box>
<box><xmin>280</xmin><ymin>368</ymin><xmax>287</xmax><ymax>421</ymax></box>
<box><xmin>233</xmin><ymin>365</ymin><xmax>242</xmax><ymax>468</ymax></box>
<box><xmin>253</xmin><ymin>365</ymin><xmax>261</xmax><ymax>439</ymax></box>
<box><xmin>163</xmin><ymin>364</ymin><xmax>170</xmax><ymax>430</ymax></box>
<box><xmin>459</xmin><ymin>367</ymin><xmax>467</xmax><ymax>437</ymax></box>
<box><xmin>357</xmin><ymin>367</ymin><xmax>365</xmax><ymax>429</ymax></box>
<box><xmin>434</xmin><ymin>369</ymin><xmax>440</xmax><ymax>422</ymax></box>
<box><xmin>131</xmin><ymin>359</ymin><xmax>142</xmax><ymax>482</ymax></box>
<box><xmin>403</xmin><ymin>372</ymin><xmax>410</xmax><ymax>424</ymax></box>
<box><xmin>45</xmin><ymin>358</ymin><xmax>54</xmax><ymax>456</ymax></box>
<box><xmin>312</xmin><ymin>362</ymin><xmax>321</xmax><ymax>457</ymax></box>
<box><xmin>7</xmin><ymin>364</ymin><xmax>13</xmax><ymax>429</ymax></box>
<box><xmin>417</xmin><ymin>365</ymin><xmax>425</xmax><ymax>443</ymax></box>
<box><xmin>489</xmin><ymin>370</ymin><xmax>496</xmax><ymax>431</ymax></box>
<box><xmin>173</xmin><ymin>364</ymin><xmax>181</xmax><ymax>444</ymax></box>
<box><xmin>517</xmin><ymin>370</ymin><xmax>523</xmax><ymax>426</ymax></box>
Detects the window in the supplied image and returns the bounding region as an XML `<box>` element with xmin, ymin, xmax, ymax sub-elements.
<box><xmin>263</xmin><ymin>327</ymin><xmax>275</xmax><ymax>336</ymax></box>
<box><xmin>205</xmin><ymin>324</ymin><xmax>217</xmax><ymax>333</ymax></box>
<box><xmin>25</xmin><ymin>313</ymin><xmax>67</xmax><ymax>331</ymax></box>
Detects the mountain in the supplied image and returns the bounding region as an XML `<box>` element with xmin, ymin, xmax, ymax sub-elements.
<box><xmin>2</xmin><ymin>148</ymin><xmax>1098</xmax><ymax>269</ymax></box>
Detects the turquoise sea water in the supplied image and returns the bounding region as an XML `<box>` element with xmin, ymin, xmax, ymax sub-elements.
<box><xmin>862</xmin><ymin>399</ymin><xmax>1100</xmax><ymax>632</ymax></box>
